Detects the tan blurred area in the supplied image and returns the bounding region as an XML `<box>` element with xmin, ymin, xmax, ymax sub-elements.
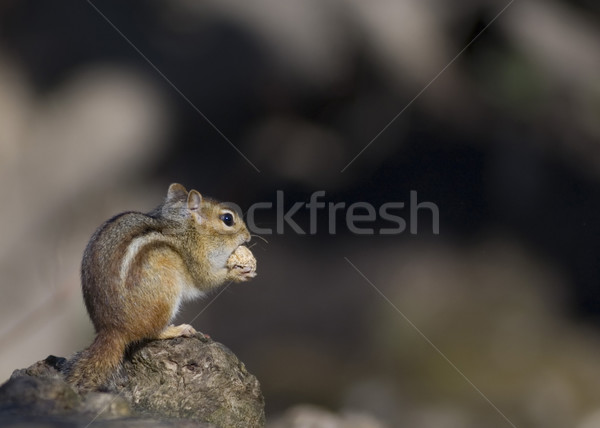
<box><xmin>0</xmin><ymin>59</ymin><xmax>170</xmax><ymax>376</ymax></box>
<box><xmin>1</xmin><ymin>1</ymin><xmax>600</xmax><ymax>427</ymax></box>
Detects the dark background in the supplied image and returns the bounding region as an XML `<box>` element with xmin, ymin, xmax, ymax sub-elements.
<box><xmin>1</xmin><ymin>1</ymin><xmax>600</xmax><ymax>427</ymax></box>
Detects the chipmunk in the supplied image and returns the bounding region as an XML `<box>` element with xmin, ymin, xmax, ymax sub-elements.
<box><xmin>66</xmin><ymin>183</ymin><xmax>257</xmax><ymax>392</ymax></box>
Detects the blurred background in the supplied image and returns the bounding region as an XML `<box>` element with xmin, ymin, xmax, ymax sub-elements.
<box><xmin>1</xmin><ymin>0</ymin><xmax>600</xmax><ymax>427</ymax></box>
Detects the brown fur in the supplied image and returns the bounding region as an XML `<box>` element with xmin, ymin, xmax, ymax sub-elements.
<box><xmin>66</xmin><ymin>184</ymin><xmax>255</xmax><ymax>391</ymax></box>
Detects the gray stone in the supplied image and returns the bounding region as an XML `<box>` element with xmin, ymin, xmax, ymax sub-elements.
<box><xmin>0</xmin><ymin>334</ymin><xmax>265</xmax><ymax>428</ymax></box>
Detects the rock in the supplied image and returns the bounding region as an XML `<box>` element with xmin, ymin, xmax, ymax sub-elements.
<box><xmin>115</xmin><ymin>334</ymin><xmax>265</xmax><ymax>426</ymax></box>
<box><xmin>0</xmin><ymin>334</ymin><xmax>265</xmax><ymax>428</ymax></box>
<box><xmin>0</xmin><ymin>375</ymin><xmax>81</xmax><ymax>415</ymax></box>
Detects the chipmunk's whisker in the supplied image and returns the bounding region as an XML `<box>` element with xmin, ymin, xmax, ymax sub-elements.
<box><xmin>251</xmin><ymin>234</ymin><xmax>268</xmax><ymax>244</ymax></box>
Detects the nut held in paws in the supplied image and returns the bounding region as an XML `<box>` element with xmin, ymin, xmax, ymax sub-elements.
<box><xmin>227</xmin><ymin>246</ymin><xmax>257</xmax><ymax>280</ymax></box>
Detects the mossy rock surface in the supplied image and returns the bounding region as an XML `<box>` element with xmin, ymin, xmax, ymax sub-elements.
<box><xmin>0</xmin><ymin>334</ymin><xmax>265</xmax><ymax>428</ymax></box>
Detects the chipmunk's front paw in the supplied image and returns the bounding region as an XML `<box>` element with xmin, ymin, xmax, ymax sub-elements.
<box><xmin>226</xmin><ymin>246</ymin><xmax>257</xmax><ymax>282</ymax></box>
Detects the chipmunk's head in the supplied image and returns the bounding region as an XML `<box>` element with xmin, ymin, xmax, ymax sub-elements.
<box><xmin>162</xmin><ymin>183</ymin><xmax>255</xmax><ymax>284</ymax></box>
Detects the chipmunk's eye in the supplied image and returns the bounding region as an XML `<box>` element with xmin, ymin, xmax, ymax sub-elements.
<box><xmin>220</xmin><ymin>212</ymin><xmax>234</xmax><ymax>227</ymax></box>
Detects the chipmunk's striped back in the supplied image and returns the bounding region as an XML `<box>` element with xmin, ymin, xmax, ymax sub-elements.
<box><xmin>66</xmin><ymin>184</ymin><xmax>255</xmax><ymax>392</ymax></box>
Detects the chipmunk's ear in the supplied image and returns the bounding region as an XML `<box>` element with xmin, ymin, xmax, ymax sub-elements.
<box><xmin>166</xmin><ymin>183</ymin><xmax>188</xmax><ymax>203</ymax></box>
<box><xmin>187</xmin><ymin>190</ymin><xmax>203</xmax><ymax>211</ymax></box>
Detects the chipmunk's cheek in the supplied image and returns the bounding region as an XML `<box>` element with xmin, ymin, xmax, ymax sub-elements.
<box><xmin>226</xmin><ymin>245</ymin><xmax>257</xmax><ymax>282</ymax></box>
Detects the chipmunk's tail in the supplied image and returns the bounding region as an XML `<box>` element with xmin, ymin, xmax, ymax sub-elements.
<box><xmin>66</xmin><ymin>331</ymin><xmax>127</xmax><ymax>392</ymax></box>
